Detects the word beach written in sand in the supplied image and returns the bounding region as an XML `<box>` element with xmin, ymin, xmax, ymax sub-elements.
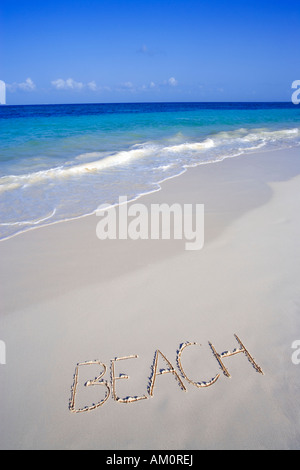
<box><xmin>69</xmin><ymin>334</ymin><xmax>264</xmax><ymax>413</ymax></box>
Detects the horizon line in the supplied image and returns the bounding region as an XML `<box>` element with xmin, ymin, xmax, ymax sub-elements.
<box><xmin>0</xmin><ymin>100</ymin><xmax>296</xmax><ymax>107</ymax></box>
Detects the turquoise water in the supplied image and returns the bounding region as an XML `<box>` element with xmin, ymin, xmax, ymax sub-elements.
<box><xmin>0</xmin><ymin>102</ymin><xmax>299</xmax><ymax>240</ymax></box>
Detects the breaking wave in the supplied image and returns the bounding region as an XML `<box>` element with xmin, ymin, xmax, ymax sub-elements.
<box><xmin>0</xmin><ymin>125</ymin><xmax>299</xmax><ymax>240</ymax></box>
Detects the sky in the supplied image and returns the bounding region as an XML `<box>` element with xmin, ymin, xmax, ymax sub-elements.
<box><xmin>0</xmin><ymin>0</ymin><xmax>299</xmax><ymax>104</ymax></box>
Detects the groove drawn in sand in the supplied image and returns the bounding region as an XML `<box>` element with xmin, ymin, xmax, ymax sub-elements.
<box><xmin>69</xmin><ymin>361</ymin><xmax>110</xmax><ymax>413</ymax></box>
<box><xmin>111</xmin><ymin>355</ymin><xmax>148</xmax><ymax>403</ymax></box>
<box><xmin>148</xmin><ymin>349</ymin><xmax>187</xmax><ymax>396</ymax></box>
<box><xmin>176</xmin><ymin>342</ymin><xmax>220</xmax><ymax>387</ymax></box>
<box><xmin>209</xmin><ymin>334</ymin><xmax>264</xmax><ymax>378</ymax></box>
<box><xmin>69</xmin><ymin>334</ymin><xmax>264</xmax><ymax>412</ymax></box>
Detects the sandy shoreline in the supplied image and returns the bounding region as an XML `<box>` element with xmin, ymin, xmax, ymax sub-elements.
<box><xmin>1</xmin><ymin>146</ymin><xmax>300</xmax><ymax>449</ymax></box>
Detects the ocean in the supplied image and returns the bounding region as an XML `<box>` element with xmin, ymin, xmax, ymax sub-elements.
<box><xmin>0</xmin><ymin>102</ymin><xmax>299</xmax><ymax>241</ymax></box>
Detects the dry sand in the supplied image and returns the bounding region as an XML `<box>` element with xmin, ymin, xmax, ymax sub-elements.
<box><xmin>1</xmin><ymin>146</ymin><xmax>300</xmax><ymax>450</ymax></box>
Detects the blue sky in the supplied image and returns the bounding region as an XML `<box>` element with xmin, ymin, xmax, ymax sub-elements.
<box><xmin>0</xmin><ymin>0</ymin><xmax>299</xmax><ymax>104</ymax></box>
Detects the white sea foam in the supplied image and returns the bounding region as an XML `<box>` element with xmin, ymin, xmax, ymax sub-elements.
<box><xmin>166</xmin><ymin>138</ymin><xmax>215</xmax><ymax>153</ymax></box>
<box><xmin>0</xmin><ymin>128</ymin><xmax>298</xmax><ymax>195</ymax></box>
<box><xmin>0</xmin><ymin>146</ymin><xmax>153</xmax><ymax>193</ymax></box>
<box><xmin>0</xmin><ymin>125</ymin><xmax>299</xmax><ymax>241</ymax></box>
<box><xmin>0</xmin><ymin>208</ymin><xmax>57</xmax><ymax>226</ymax></box>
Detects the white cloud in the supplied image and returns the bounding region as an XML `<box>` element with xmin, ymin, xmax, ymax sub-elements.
<box><xmin>140</xmin><ymin>81</ymin><xmax>156</xmax><ymax>91</ymax></box>
<box><xmin>137</xmin><ymin>44</ymin><xmax>165</xmax><ymax>57</ymax></box>
<box><xmin>137</xmin><ymin>44</ymin><xmax>155</xmax><ymax>57</ymax></box>
<box><xmin>66</xmin><ymin>78</ymin><xmax>84</xmax><ymax>90</ymax></box>
<box><xmin>116</xmin><ymin>81</ymin><xmax>136</xmax><ymax>93</ymax></box>
<box><xmin>51</xmin><ymin>78</ymin><xmax>66</xmax><ymax>90</ymax></box>
<box><xmin>51</xmin><ymin>78</ymin><xmax>84</xmax><ymax>90</ymax></box>
<box><xmin>168</xmin><ymin>77</ymin><xmax>178</xmax><ymax>87</ymax></box>
<box><xmin>122</xmin><ymin>81</ymin><xmax>134</xmax><ymax>89</ymax></box>
<box><xmin>51</xmin><ymin>78</ymin><xmax>99</xmax><ymax>92</ymax></box>
<box><xmin>87</xmin><ymin>81</ymin><xmax>97</xmax><ymax>91</ymax></box>
<box><xmin>7</xmin><ymin>77</ymin><xmax>36</xmax><ymax>92</ymax></box>
<box><xmin>18</xmin><ymin>78</ymin><xmax>36</xmax><ymax>91</ymax></box>
<box><xmin>118</xmin><ymin>78</ymin><xmax>177</xmax><ymax>94</ymax></box>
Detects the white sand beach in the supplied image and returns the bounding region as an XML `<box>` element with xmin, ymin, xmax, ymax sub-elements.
<box><xmin>1</xmin><ymin>146</ymin><xmax>300</xmax><ymax>450</ymax></box>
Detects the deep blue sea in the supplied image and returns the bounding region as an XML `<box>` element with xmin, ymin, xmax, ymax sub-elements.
<box><xmin>0</xmin><ymin>102</ymin><xmax>299</xmax><ymax>240</ymax></box>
